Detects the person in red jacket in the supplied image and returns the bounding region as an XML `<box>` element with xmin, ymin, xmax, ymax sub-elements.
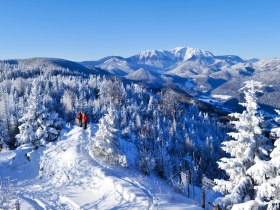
<box><xmin>77</xmin><ymin>111</ymin><xmax>82</xmax><ymax>127</ymax></box>
<box><xmin>82</xmin><ymin>112</ymin><xmax>88</xmax><ymax>129</ymax></box>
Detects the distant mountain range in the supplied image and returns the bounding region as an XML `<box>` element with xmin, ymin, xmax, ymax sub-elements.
<box><xmin>80</xmin><ymin>47</ymin><xmax>248</xmax><ymax>77</ymax></box>
<box><xmin>1</xmin><ymin>47</ymin><xmax>279</xmax><ymax>113</ymax></box>
<box><xmin>80</xmin><ymin>47</ymin><xmax>280</xmax><ymax>113</ymax></box>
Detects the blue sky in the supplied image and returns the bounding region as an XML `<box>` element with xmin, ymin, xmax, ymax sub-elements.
<box><xmin>0</xmin><ymin>0</ymin><xmax>279</xmax><ymax>61</ymax></box>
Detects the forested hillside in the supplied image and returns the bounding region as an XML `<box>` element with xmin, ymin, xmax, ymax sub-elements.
<box><xmin>0</xmin><ymin>59</ymin><xmax>227</xmax><ymax>184</ymax></box>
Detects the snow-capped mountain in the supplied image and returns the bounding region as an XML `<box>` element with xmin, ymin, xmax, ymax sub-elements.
<box><xmin>81</xmin><ymin>46</ymin><xmax>248</xmax><ymax>93</ymax></box>
<box><xmin>127</xmin><ymin>47</ymin><xmax>216</xmax><ymax>70</ymax></box>
<box><xmin>81</xmin><ymin>47</ymin><xmax>280</xmax><ymax>112</ymax></box>
<box><xmin>82</xmin><ymin>47</ymin><xmax>246</xmax><ymax>77</ymax></box>
<box><xmin>127</xmin><ymin>47</ymin><xmax>245</xmax><ymax>73</ymax></box>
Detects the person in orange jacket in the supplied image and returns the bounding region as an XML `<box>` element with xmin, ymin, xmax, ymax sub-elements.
<box><xmin>82</xmin><ymin>112</ymin><xmax>88</xmax><ymax>129</ymax></box>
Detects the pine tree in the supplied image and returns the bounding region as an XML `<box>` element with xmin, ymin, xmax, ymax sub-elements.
<box><xmin>91</xmin><ymin>105</ymin><xmax>128</xmax><ymax>167</ymax></box>
<box><xmin>16</xmin><ymin>81</ymin><xmax>63</xmax><ymax>147</ymax></box>
<box><xmin>250</xmin><ymin>110</ymin><xmax>280</xmax><ymax>209</ymax></box>
<box><xmin>214</xmin><ymin>81</ymin><xmax>269</xmax><ymax>208</ymax></box>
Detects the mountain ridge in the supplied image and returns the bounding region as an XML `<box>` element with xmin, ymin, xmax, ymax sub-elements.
<box><xmin>80</xmin><ymin>47</ymin><xmax>280</xmax><ymax>112</ymax></box>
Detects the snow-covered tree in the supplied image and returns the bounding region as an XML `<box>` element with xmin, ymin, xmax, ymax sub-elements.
<box><xmin>137</xmin><ymin>144</ymin><xmax>156</xmax><ymax>175</ymax></box>
<box><xmin>247</xmin><ymin>110</ymin><xmax>280</xmax><ymax>209</ymax></box>
<box><xmin>160</xmin><ymin>89</ymin><xmax>179</xmax><ymax>118</ymax></box>
<box><xmin>154</xmin><ymin>122</ymin><xmax>172</xmax><ymax>178</ymax></box>
<box><xmin>136</xmin><ymin>126</ymin><xmax>156</xmax><ymax>175</ymax></box>
<box><xmin>214</xmin><ymin>81</ymin><xmax>270</xmax><ymax>208</ymax></box>
<box><xmin>98</xmin><ymin>78</ymin><xmax>126</xmax><ymax>107</ymax></box>
<box><xmin>61</xmin><ymin>90</ymin><xmax>75</xmax><ymax>122</ymax></box>
<box><xmin>16</xmin><ymin>81</ymin><xmax>63</xmax><ymax>147</ymax></box>
<box><xmin>91</xmin><ymin>105</ymin><xmax>128</xmax><ymax>167</ymax></box>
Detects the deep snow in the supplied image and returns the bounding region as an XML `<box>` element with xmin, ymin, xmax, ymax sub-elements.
<box><xmin>0</xmin><ymin>124</ymin><xmax>202</xmax><ymax>210</ymax></box>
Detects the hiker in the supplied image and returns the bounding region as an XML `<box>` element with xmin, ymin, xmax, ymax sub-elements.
<box><xmin>77</xmin><ymin>111</ymin><xmax>82</xmax><ymax>127</ymax></box>
<box><xmin>82</xmin><ymin>112</ymin><xmax>88</xmax><ymax>129</ymax></box>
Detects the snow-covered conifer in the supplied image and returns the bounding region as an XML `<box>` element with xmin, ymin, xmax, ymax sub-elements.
<box><xmin>214</xmin><ymin>81</ymin><xmax>269</xmax><ymax>208</ymax></box>
<box><xmin>99</xmin><ymin>79</ymin><xmax>126</xmax><ymax>106</ymax></box>
<box><xmin>61</xmin><ymin>90</ymin><xmax>75</xmax><ymax>122</ymax></box>
<box><xmin>91</xmin><ymin>105</ymin><xmax>128</xmax><ymax>167</ymax></box>
<box><xmin>16</xmin><ymin>81</ymin><xmax>63</xmax><ymax>146</ymax></box>
<box><xmin>136</xmin><ymin>134</ymin><xmax>156</xmax><ymax>175</ymax></box>
<box><xmin>249</xmin><ymin>110</ymin><xmax>280</xmax><ymax>209</ymax></box>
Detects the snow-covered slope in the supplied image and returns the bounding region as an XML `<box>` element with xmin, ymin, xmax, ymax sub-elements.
<box><xmin>0</xmin><ymin>125</ymin><xmax>202</xmax><ymax>209</ymax></box>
